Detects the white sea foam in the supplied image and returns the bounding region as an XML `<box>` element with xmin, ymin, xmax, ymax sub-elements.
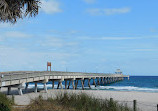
<box><xmin>92</xmin><ymin>86</ymin><xmax>158</xmax><ymax>92</ymax></box>
<box><xmin>27</xmin><ymin>84</ymin><xmax>70</xmax><ymax>89</ymax></box>
<box><xmin>26</xmin><ymin>84</ymin><xmax>158</xmax><ymax>92</ymax></box>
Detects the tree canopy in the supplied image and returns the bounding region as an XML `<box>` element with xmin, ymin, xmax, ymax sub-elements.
<box><xmin>0</xmin><ymin>0</ymin><xmax>40</xmax><ymax>24</ymax></box>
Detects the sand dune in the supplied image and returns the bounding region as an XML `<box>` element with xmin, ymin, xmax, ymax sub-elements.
<box><xmin>1</xmin><ymin>87</ymin><xmax>158</xmax><ymax>111</ymax></box>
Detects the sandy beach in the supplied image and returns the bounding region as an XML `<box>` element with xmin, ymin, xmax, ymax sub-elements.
<box><xmin>0</xmin><ymin>87</ymin><xmax>158</xmax><ymax>111</ymax></box>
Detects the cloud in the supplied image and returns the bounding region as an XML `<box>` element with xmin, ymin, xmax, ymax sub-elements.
<box><xmin>50</xmin><ymin>30</ymin><xmax>79</xmax><ymax>35</ymax></box>
<box><xmin>39</xmin><ymin>37</ymin><xmax>78</xmax><ymax>48</ymax></box>
<box><xmin>87</xmin><ymin>7</ymin><xmax>131</xmax><ymax>16</ymax></box>
<box><xmin>132</xmin><ymin>49</ymin><xmax>156</xmax><ymax>52</ymax></box>
<box><xmin>0</xmin><ymin>37</ymin><xmax>3</xmax><ymax>41</ymax></box>
<box><xmin>150</xmin><ymin>28</ymin><xmax>158</xmax><ymax>33</ymax></box>
<box><xmin>101</xmin><ymin>37</ymin><xmax>134</xmax><ymax>40</ymax></box>
<box><xmin>83</xmin><ymin>0</ymin><xmax>96</xmax><ymax>4</ymax></box>
<box><xmin>40</xmin><ymin>0</ymin><xmax>62</xmax><ymax>14</ymax></box>
<box><xmin>0</xmin><ymin>45</ymin><xmax>78</xmax><ymax>71</ymax></box>
<box><xmin>4</xmin><ymin>31</ymin><xmax>32</xmax><ymax>38</ymax></box>
<box><xmin>104</xmin><ymin>8</ymin><xmax>131</xmax><ymax>15</ymax></box>
<box><xmin>87</xmin><ymin>8</ymin><xmax>101</xmax><ymax>15</ymax></box>
<box><xmin>0</xmin><ymin>23</ymin><xmax>12</xmax><ymax>28</ymax></box>
<box><xmin>79</xmin><ymin>36</ymin><xmax>136</xmax><ymax>40</ymax></box>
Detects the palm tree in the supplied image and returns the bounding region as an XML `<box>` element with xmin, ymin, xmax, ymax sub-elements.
<box><xmin>0</xmin><ymin>0</ymin><xmax>40</xmax><ymax>24</ymax></box>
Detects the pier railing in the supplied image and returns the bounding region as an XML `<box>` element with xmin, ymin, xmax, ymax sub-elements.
<box><xmin>0</xmin><ymin>71</ymin><xmax>124</xmax><ymax>82</ymax></box>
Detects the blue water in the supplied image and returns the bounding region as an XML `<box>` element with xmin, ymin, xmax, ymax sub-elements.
<box><xmin>102</xmin><ymin>76</ymin><xmax>158</xmax><ymax>92</ymax></box>
<box><xmin>27</xmin><ymin>76</ymin><xmax>158</xmax><ymax>93</ymax></box>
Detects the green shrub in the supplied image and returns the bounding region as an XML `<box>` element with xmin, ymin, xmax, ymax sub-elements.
<box><xmin>25</xmin><ymin>92</ymin><xmax>132</xmax><ymax>111</ymax></box>
<box><xmin>54</xmin><ymin>93</ymin><xmax>132</xmax><ymax>111</ymax></box>
<box><xmin>0</xmin><ymin>93</ymin><xmax>13</xmax><ymax>111</ymax></box>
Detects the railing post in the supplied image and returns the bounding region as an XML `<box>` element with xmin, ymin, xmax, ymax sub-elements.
<box><xmin>133</xmin><ymin>100</ymin><xmax>137</xmax><ymax>111</ymax></box>
<box><xmin>110</xmin><ymin>98</ymin><xmax>113</xmax><ymax>102</ymax></box>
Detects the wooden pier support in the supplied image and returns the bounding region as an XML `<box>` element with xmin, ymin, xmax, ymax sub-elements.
<box><xmin>25</xmin><ymin>83</ymin><xmax>29</xmax><ymax>92</ymax></box>
<box><xmin>88</xmin><ymin>78</ymin><xmax>91</xmax><ymax>89</ymax></box>
<box><xmin>92</xmin><ymin>78</ymin><xmax>96</xmax><ymax>87</ymax></box>
<box><xmin>72</xmin><ymin>80</ymin><xmax>75</xmax><ymax>89</ymax></box>
<box><xmin>18</xmin><ymin>88</ymin><xmax>23</xmax><ymax>95</ymax></box>
<box><xmin>104</xmin><ymin>77</ymin><xmax>107</xmax><ymax>85</ymax></box>
<box><xmin>44</xmin><ymin>83</ymin><xmax>47</xmax><ymax>93</ymax></box>
<box><xmin>110</xmin><ymin>77</ymin><xmax>112</xmax><ymax>83</ymax></box>
<box><xmin>75</xmin><ymin>80</ymin><xmax>78</xmax><ymax>89</ymax></box>
<box><xmin>67</xmin><ymin>79</ymin><xmax>75</xmax><ymax>89</ymax></box>
<box><xmin>81</xmin><ymin>79</ymin><xmax>84</xmax><ymax>90</ymax></box>
<box><xmin>97</xmin><ymin>77</ymin><xmax>100</xmax><ymax>85</ymax></box>
<box><xmin>34</xmin><ymin>82</ymin><xmax>38</xmax><ymax>93</ymax></box>
<box><xmin>68</xmin><ymin>80</ymin><xmax>71</xmax><ymax>89</ymax></box>
<box><xmin>18</xmin><ymin>83</ymin><xmax>24</xmax><ymax>95</ymax></box>
<box><xmin>7</xmin><ymin>86</ymin><xmax>11</xmax><ymax>95</ymax></box>
<box><xmin>43</xmin><ymin>79</ymin><xmax>48</xmax><ymax>93</ymax></box>
<box><xmin>57</xmin><ymin>81</ymin><xmax>59</xmax><ymax>89</ymax></box>
<box><xmin>101</xmin><ymin>77</ymin><xmax>104</xmax><ymax>84</ymax></box>
<box><xmin>65</xmin><ymin>80</ymin><xmax>67</xmax><ymax>89</ymax></box>
<box><xmin>112</xmin><ymin>77</ymin><xmax>114</xmax><ymax>83</ymax></box>
<box><xmin>60</xmin><ymin>81</ymin><xmax>63</xmax><ymax>89</ymax></box>
<box><xmin>52</xmin><ymin>80</ymin><xmax>54</xmax><ymax>89</ymax></box>
<box><xmin>57</xmin><ymin>80</ymin><xmax>63</xmax><ymax>89</ymax></box>
<box><xmin>107</xmin><ymin>77</ymin><xmax>109</xmax><ymax>84</ymax></box>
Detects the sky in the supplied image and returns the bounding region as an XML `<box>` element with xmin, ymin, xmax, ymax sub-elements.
<box><xmin>0</xmin><ymin>0</ymin><xmax>158</xmax><ymax>76</ymax></box>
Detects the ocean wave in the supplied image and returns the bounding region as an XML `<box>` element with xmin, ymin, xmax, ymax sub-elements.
<box><xmin>92</xmin><ymin>85</ymin><xmax>158</xmax><ymax>92</ymax></box>
<box><xmin>27</xmin><ymin>84</ymin><xmax>71</xmax><ymax>89</ymax></box>
<box><xmin>25</xmin><ymin>84</ymin><xmax>158</xmax><ymax>92</ymax></box>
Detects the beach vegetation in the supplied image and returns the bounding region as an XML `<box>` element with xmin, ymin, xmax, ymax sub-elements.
<box><xmin>0</xmin><ymin>93</ymin><xmax>14</xmax><ymax>111</ymax></box>
<box><xmin>15</xmin><ymin>92</ymin><xmax>132</xmax><ymax>111</ymax></box>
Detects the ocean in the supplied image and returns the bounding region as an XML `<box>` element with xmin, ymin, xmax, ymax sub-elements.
<box><xmin>27</xmin><ymin>76</ymin><xmax>158</xmax><ymax>93</ymax></box>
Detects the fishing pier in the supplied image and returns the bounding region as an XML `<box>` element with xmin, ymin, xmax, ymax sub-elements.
<box><xmin>0</xmin><ymin>70</ymin><xmax>129</xmax><ymax>95</ymax></box>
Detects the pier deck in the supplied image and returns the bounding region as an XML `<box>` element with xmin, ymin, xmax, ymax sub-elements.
<box><xmin>0</xmin><ymin>71</ymin><xmax>129</xmax><ymax>95</ymax></box>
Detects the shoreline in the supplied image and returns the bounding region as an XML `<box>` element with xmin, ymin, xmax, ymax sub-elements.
<box><xmin>1</xmin><ymin>87</ymin><xmax>158</xmax><ymax>111</ymax></box>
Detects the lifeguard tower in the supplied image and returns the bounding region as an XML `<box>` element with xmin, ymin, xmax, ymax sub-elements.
<box><xmin>47</xmin><ymin>62</ymin><xmax>51</xmax><ymax>71</ymax></box>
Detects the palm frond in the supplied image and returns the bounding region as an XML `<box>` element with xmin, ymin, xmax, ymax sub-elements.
<box><xmin>0</xmin><ymin>0</ymin><xmax>40</xmax><ymax>24</ymax></box>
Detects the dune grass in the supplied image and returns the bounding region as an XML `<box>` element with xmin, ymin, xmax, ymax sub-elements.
<box><xmin>0</xmin><ymin>93</ymin><xmax>14</xmax><ymax>111</ymax></box>
<box><xmin>17</xmin><ymin>92</ymin><xmax>132</xmax><ymax>111</ymax></box>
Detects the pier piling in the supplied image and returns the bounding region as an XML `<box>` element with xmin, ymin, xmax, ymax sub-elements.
<box><xmin>65</xmin><ymin>80</ymin><xmax>67</xmax><ymax>89</ymax></box>
<box><xmin>81</xmin><ymin>79</ymin><xmax>84</xmax><ymax>90</ymax></box>
<box><xmin>52</xmin><ymin>80</ymin><xmax>54</xmax><ymax>89</ymax></box>
<box><xmin>44</xmin><ymin>83</ymin><xmax>47</xmax><ymax>93</ymax></box>
<box><xmin>7</xmin><ymin>86</ymin><xmax>11</xmax><ymax>95</ymax></box>
<box><xmin>68</xmin><ymin>81</ymin><xmax>71</xmax><ymax>89</ymax></box>
<box><xmin>93</xmin><ymin>78</ymin><xmax>97</xmax><ymax>87</ymax></box>
<box><xmin>88</xmin><ymin>78</ymin><xmax>91</xmax><ymax>89</ymax></box>
<box><xmin>97</xmin><ymin>77</ymin><xmax>100</xmax><ymax>85</ymax></box>
<box><xmin>72</xmin><ymin>80</ymin><xmax>75</xmax><ymax>89</ymax></box>
<box><xmin>34</xmin><ymin>82</ymin><xmax>37</xmax><ymax>93</ymax></box>
<box><xmin>25</xmin><ymin>83</ymin><xmax>28</xmax><ymax>92</ymax></box>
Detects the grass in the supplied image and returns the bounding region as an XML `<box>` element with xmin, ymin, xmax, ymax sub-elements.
<box><xmin>14</xmin><ymin>92</ymin><xmax>132</xmax><ymax>111</ymax></box>
<box><xmin>0</xmin><ymin>93</ymin><xmax>14</xmax><ymax>111</ymax></box>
